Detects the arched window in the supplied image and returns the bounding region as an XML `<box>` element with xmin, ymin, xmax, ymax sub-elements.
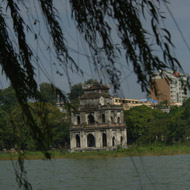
<box><xmin>111</xmin><ymin>116</ymin><xmax>113</xmax><ymax>123</ymax></box>
<box><xmin>102</xmin><ymin>133</ymin><xmax>107</xmax><ymax>147</ymax></box>
<box><xmin>102</xmin><ymin>113</ymin><xmax>105</xmax><ymax>123</ymax></box>
<box><xmin>88</xmin><ymin>114</ymin><xmax>95</xmax><ymax>124</ymax></box>
<box><xmin>76</xmin><ymin>134</ymin><xmax>80</xmax><ymax>147</ymax></box>
<box><xmin>120</xmin><ymin>136</ymin><xmax>123</xmax><ymax>145</ymax></box>
<box><xmin>77</xmin><ymin>116</ymin><xmax>80</xmax><ymax>125</ymax></box>
<box><xmin>112</xmin><ymin>136</ymin><xmax>115</xmax><ymax>146</ymax></box>
<box><xmin>117</xmin><ymin>117</ymin><xmax>120</xmax><ymax>123</ymax></box>
<box><xmin>87</xmin><ymin>134</ymin><xmax>95</xmax><ymax>147</ymax></box>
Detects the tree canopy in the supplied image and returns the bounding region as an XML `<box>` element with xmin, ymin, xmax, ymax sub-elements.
<box><xmin>39</xmin><ymin>83</ymin><xmax>58</xmax><ymax>104</ymax></box>
<box><xmin>125</xmin><ymin>100</ymin><xmax>190</xmax><ymax>145</ymax></box>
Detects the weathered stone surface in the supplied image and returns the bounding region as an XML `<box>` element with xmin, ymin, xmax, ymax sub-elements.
<box><xmin>70</xmin><ymin>82</ymin><xmax>127</xmax><ymax>152</ymax></box>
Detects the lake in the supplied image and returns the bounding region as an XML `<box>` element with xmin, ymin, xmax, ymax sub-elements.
<box><xmin>1</xmin><ymin>154</ymin><xmax>190</xmax><ymax>190</ymax></box>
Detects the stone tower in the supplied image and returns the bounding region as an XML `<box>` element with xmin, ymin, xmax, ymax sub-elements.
<box><xmin>70</xmin><ymin>82</ymin><xmax>127</xmax><ymax>152</ymax></box>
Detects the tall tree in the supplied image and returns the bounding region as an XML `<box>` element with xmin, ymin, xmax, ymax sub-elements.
<box><xmin>39</xmin><ymin>83</ymin><xmax>58</xmax><ymax>105</ymax></box>
<box><xmin>125</xmin><ymin>106</ymin><xmax>155</xmax><ymax>144</ymax></box>
<box><xmin>0</xmin><ymin>86</ymin><xmax>18</xmax><ymax>111</ymax></box>
<box><xmin>0</xmin><ymin>108</ymin><xmax>14</xmax><ymax>150</ymax></box>
<box><xmin>68</xmin><ymin>83</ymin><xmax>83</xmax><ymax>101</ymax></box>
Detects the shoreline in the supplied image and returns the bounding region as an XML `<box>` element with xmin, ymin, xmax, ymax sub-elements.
<box><xmin>1</xmin><ymin>145</ymin><xmax>190</xmax><ymax>160</ymax></box>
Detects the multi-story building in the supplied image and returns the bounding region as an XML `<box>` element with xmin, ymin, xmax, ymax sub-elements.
<box><xmin>112</xmin><ymin>97</ymin><xmax>158</xmax><ymax>110</ymax></box>
<box><xmin>70</xmin><ymin>82</ymin><xmax>127</xmax><ymax>152</ymax></box>
<box><xmin>149</xmin><ymin>70</ymin><xmax>188</xmax><ymax>104</ymax></box>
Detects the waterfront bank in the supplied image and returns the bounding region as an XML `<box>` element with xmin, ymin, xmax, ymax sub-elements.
<box><xmin>1</xmin><ymin>145</ymin><xmax>190</xmax><ymax>160</ymax></box>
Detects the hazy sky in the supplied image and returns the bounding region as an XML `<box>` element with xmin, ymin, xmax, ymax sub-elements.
<box><xmin>1</xmin><ymin>1</ymin><xmax>190</xmax><ymax>99</ymax></box>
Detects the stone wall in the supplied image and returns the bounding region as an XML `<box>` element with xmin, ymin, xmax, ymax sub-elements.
<box><xmin>71</xmin><ymin>109</ymin><xmax>124</xmax><ymax>126</ymax></box>
<box><xmin>70</xmin><ymin>128</ymin><xmax>127</xmax><ymax>152</ymax></box>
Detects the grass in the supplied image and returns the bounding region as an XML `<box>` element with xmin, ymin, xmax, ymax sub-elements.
<box><xmin>1</xmin><ymin>145</ymin><xmax>190</xmax><ymax>161</ymax></box>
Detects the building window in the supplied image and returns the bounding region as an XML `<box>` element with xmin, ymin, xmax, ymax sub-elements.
<box><xmin>88</xmin><ymin>114</ymin><xmax>95</xmax><ymax>124</ymax></box>
<box><xmin>87</xmin><ymin>134</ymin><xmax>95</xmax><ymax>147</ymax></box>
<box><xmin>102</xmin><ymin>133</ymin><xmax>107</xmax><ymax>147</ymax></box>
<box><xmin>112</xmin><ymin>136</ymin><xmax>115</xmax><ymax>146</ymax></box>
<box><xmin>120</xmin><ymin>136</ymin><xmax>123</xmax><ymax>145</ymax></box>
<box><xmin>111</xmin><ymin>116</ymin><xmax>113</xmax><ymax>123</ymax></box>
<box><xmin>102</xmin><ymin>113</ymin><xmax>105</xmax><ymax>123</ymax></box>
<box><xmin>117</xmin><ymin>117</ymin><xmax>120</xmax><ymax>123</ymax></box>
<box><xmin>76</xmin><ymin>134</ymin><xmax>80</xmax><ymax>148</ymax></box>
<box><xmin>77</xmin><ymin>116</ymin><xmax>80</xmax><ymax>125</ymax></box>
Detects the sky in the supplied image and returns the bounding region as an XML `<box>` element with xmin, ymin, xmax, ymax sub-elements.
<box><xmin>1</xmin><ymin>0</ymin><xmax>190</xmax><ymax>99</ymax></box>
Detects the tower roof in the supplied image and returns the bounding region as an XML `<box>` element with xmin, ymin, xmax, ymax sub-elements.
<box><xmin>80</xmin><ymin>82</ymin><xmax>110</xmax><ymax>100</ymax></box>
<box><xmin>83</xmin><ymin>81</ymin><xmax>109</xmax><ymax>91</ymax></box>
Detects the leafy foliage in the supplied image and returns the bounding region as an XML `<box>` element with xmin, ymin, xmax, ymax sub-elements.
<box><xmin>0</xmin><ymin>96</ymin><xmax>70</xmax><ymax>151</ymax></box>
<box><xmin>125</xmin><ymin>99</ymin><xmax>190</xmax><ymax>145</ymax></box>
<box><xmin>68</xmin><ymin>83</ymin><xmax>83</xmax><ymax>102</ymax></box>
<box><xmin>39</xmin><ymin>83</ymin><xmax>58</xmax><ymax>105</ymax></box>
<box><xmin>0</xmin><ymin>86</ymin><xmax>18</xmax><ymax>111</ymax></box>
<box><xmin>125</xmin><ymin>106</ymin><xmax>162</xmax><ymax>143</ymax></box>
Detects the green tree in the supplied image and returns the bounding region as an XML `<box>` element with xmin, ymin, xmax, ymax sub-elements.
<box><xmin>145</xmin><ymin>117</ymin><xmax>170</xmax><ymax>144</ymax></box>
<box><xmin>182</xmin><ymin>98</ymin><xmax>190</xmax><ymax>121</ymax></box>
<box><xmin>166</xmin><ymin>119</ymin><xmax>188</xmax><ymax>144</ymax></box>
<box><xmin>0</xmin><ymin>108</ymin><xmax>14</xmax><ymax>150</ymax></box>
<box><xmin>9</xmin><ymin>102</ymin><xmax>70</xmax><ymax>150</ymax></box>
<box><xmin>125</xmin><ymin>106</ymin><xmax>155</xmax><ymax>144</ymax></box>
<box><xmin>140</xmin><ymin>105</ymin><xmax>190</xmax><ymax>145</ymax></box>
<box><xmin>40</xmin><ymin>102</ymin><xmax>70</xmax><ymax>149</ymax></box>
<box><xmin>0</xmin><ymin>86</ymin><xmax>18</xmax><ymax>111</ymax></box>
<box><xmin>39</xmin><ymin>83</ymin><xmax>58</xmax><ymax>105</ymax></box>
<box><xmin>125</xmin><ymin>105</ymin><xmax>169</xmax><ymax>144</ymax></box>
<box><xmin>68</xmin><ymin>83</ymin><xmax>83</xmax><ymax>101</ymax></box>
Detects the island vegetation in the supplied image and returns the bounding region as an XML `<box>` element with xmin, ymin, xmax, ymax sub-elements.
<box><xmin>1</xmin><ymin>81</ymin><xmax>190</xmax><ymax>160</ymax></box>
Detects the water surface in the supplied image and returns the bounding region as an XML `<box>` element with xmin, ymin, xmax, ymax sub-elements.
<box><xmin>1</xmin><ymin>154</ymin><xmax>190</xmax><ymax>190</ymax></box>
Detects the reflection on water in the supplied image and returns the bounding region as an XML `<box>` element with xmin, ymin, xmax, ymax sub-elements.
<box><xmin>1</xmin><ymin>155</ymin><xmax>190</xmax><ymax>190</ymax></box>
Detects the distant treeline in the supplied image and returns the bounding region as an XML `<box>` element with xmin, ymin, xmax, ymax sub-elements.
<box><xmin>0</xmin><ymin>83</ymin><xmax>70</xmax><ymax>151</ymax></box>
<box><xmin>125</xmin><ymin>98</ymin><xmax>190</xmax><ymax>145</ymax></box>
<box><xmin>1</xmin><ymin>82</ymin><xmax>190</xmax><ymax>151</ymax></box>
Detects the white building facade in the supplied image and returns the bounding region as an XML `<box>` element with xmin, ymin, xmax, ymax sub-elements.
<box><xmin>150</xmin><ymin>70</ymin><xmax>188</xmax><ymax>104</ymax></box>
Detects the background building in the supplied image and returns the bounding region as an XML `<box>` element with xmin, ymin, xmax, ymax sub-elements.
<box><xmin>112</xmin><ymin>97</ymin><xmax>158</xmax><ymax>110</ymax></box>
<box><xmin>149</xmin><ymin>70</ymin><xmax>188</xmax><ymax>104</ymax></box>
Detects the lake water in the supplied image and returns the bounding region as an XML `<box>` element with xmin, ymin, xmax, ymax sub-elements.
<box><xmin>1</xmin><ymin>154</ymin><xmax>190</xmax><ymax>190</ymax></box>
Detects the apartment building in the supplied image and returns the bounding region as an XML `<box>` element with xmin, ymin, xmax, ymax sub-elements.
<box><xmin>149</xmin><ymin>70</ymin><xmax>188</xmax><ymax>104</ymax></box>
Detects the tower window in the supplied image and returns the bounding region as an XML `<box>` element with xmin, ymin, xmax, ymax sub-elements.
<box><xmin>77</xmin><ymin>116</ymin><xmax>80</xmax><ymax>125</ymax></box>
<box><xmin>102</xmin><ymin>113</ymin><xmax>105</xmax><ymax>123</ymax></box>
<box><xmin>87</xmin><ymin>134</ymin><xmax>95</xmax><ymax>147</ymax></box>
<box><xmin>88</xmin><ymin>114</ymin><xmax>95</xmax><ymax>124</ymax></box>
<box><xmin>117</xmin><ymin>117</ymin><xmax>120</xmax><ymax>123</ymax></box>
<box><xmin>112</xmin><ymin>136</ymin><xmax>115</xmax><ymax>146</ymax></box>
<box><xmin>76</xmin><ymin>134</ymin><xmax>80</xmax><ymax>148</ymax></box>
<box><xmin>102</xmin><ymin>133</ymin><xmax>107</xmax><ymax>147</ymax></box>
